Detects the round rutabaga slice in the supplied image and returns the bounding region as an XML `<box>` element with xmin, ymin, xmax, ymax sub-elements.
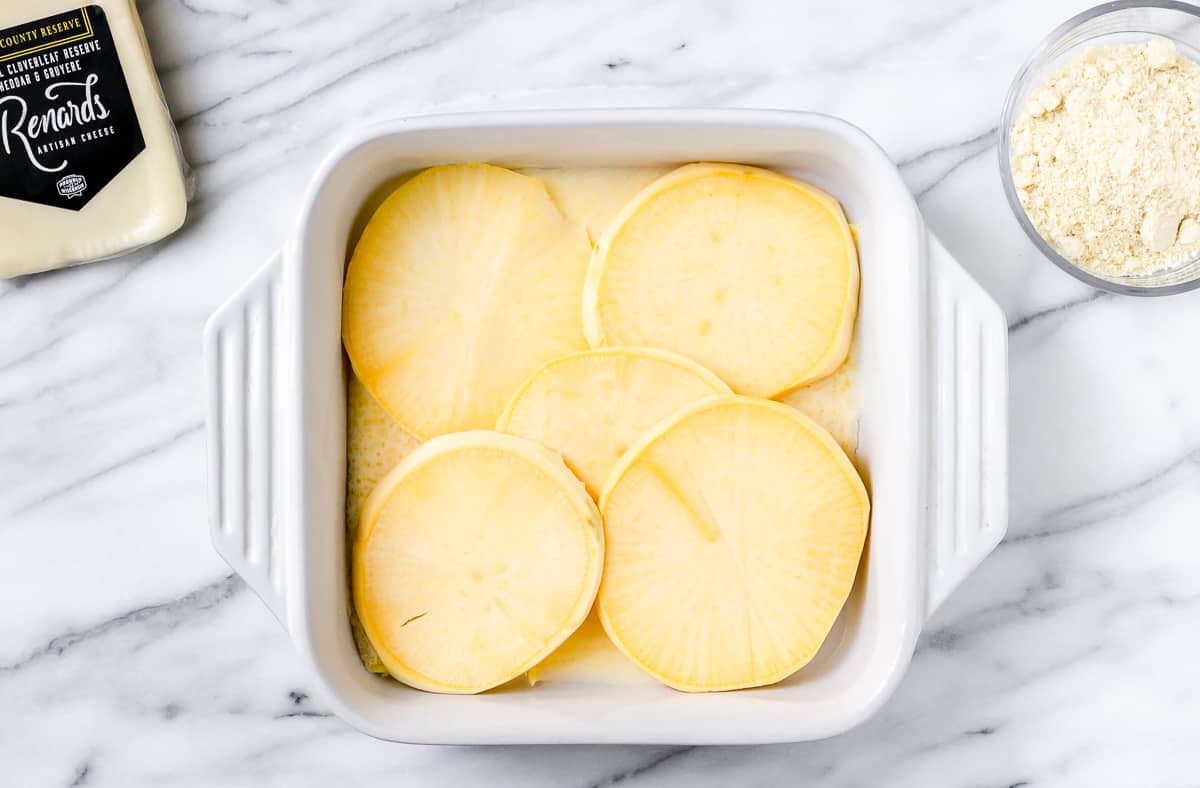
<box><xmin>353</xmin><ymin>431</ymin><xmax>603</xmax><ymax>694</ymax></box>
<box><xmin>496</xmin><ymin>347</ymin><xmax>730</xmax><ymax>500</ymax></box>
<box><xmin>598</xmin><ymin>395</ymin><xmax>869</xmax><ymax>692</ymax></box>
<box><xmin>342</xmin><ymin>163</ymin><xmax>592</xmax><ymax>440</ymax></box>
<box><xmin>583</xmin><ymin>163</ymin><xmax>859</xmax><ymax>397</ymax></box>
<box><xmin>519</xmin><ymin>166</ymin><xmax>673</xmax><ymax>242</ymax></box>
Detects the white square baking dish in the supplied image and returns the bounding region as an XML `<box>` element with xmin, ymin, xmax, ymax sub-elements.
<box><xmin>204</xmin><ymin>109</ymin><xmax>1008</xmax><ymax>745</ymax></box>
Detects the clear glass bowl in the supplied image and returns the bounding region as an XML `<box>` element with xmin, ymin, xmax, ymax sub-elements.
<box><xmin>999</xmin><ymin>0</ymin><xmax>1200</xmax><ymax>296</ymax></box>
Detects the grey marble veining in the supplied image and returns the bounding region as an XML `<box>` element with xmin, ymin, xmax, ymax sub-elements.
<box><xmin>4</xmin><ymin>0</ymin><xmax>1200</xmax><ymax>785</ymax></box>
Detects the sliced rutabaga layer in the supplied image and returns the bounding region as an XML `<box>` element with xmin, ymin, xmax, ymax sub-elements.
<box><xmin>520</xmin><ymin>167</ymin><xmax>673</xmax><ymax>243</ymax></box>
<box><xmin>346</xmin><ymin>375</ymin><xmax>420</xmax><ymax>674</ymax></box>
<box><xmin>496</xmin><ymin>347</ymin><xmax>730</xmax><ymax>500</ymax></box>
<box><xmin>353</xmin><ymin>431</ymin><xmax>603</xmax><ymax>694</ymax></box>
<box><xmin>584</xmin><ymin>163</ymin><xmax>859</xmax><ymax>397</ymax></box>
<box><xmin>342</xmin><ymin>163</ymin><xmax>592</xmax><ymax>440</ymax></box>
<box><xmin>598</xmin><ymin>395</ymin><xmax>869</xmax><ymax>692</ymax></box>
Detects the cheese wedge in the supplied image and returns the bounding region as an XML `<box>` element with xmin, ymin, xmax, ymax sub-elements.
<box><xmin>598</xmin><ymin>395</ymin><xmax>869</xmax><ymax>692</ymax></box>
<box><xmin>584</xmin><ymin>163</ymin><xmax>859</xmax><ymax>397</ymax></box>
<box><xmin>497</xmin><ymin>347</ymin><xmax>730</xmax><ymax>499</ymax></box>
<box><xmin>0</xmin><ymin>0</ymin><xmax>188</xmax><ymax>278</ymax></box>
<box><xmin>353</xmin><ymin>431</ymin><xmax>603</xmax><ymax>694</ymax></box>
<box><xmin>345</xmin><ymin>375</ymin><xmax>419</xmax><ymax>674</ymax></box>
<box><xmin>342</xmin><ymin>164</ymin><xmax>592</xmax><ymax>439</ymax></box>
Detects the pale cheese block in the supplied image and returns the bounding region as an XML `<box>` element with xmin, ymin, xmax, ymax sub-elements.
<box><xmin>0</xmin><ymin>0</ymin><xmax>187</xmax><ymax>277</ymax></box>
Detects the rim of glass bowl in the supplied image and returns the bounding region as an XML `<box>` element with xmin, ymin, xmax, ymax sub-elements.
<box><xmin>998</xmin><ymin>0</ymin><xmax>1200</xmax><ymax>297</ymax></box>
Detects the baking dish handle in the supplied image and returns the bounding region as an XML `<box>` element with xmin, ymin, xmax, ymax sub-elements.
<box><xmin>204</xmin><ymin>252</ymin><xmax>288</xmax><ymax>627</ymax></box>
<box><xmin>924</xmin><ymin>232</ymin><xmax>1008</xmax><ymax>618</ymax></box>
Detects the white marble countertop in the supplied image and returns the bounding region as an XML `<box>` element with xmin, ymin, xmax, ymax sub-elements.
<box><xmin>4</xmin><ymin>0</ymin><xmax>1200</xmax><ymax>784</ymax></box>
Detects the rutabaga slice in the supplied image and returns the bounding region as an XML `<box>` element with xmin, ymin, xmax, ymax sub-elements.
<box><xmin>598</xmin><ymin>396</ymin><xmax>869</xmax><ymax>692</ymax></box>
<box><xmin>353</xmin><ymin>431</ymin><xmax>603</xmax><ymax>694</ymax></box>
<box><xmin>342</xmin><ymin>163</ymin><xmax>592</xmax><ymax>440</ymax></box>
<box><xmin>584</xmin><ymin>163</ymin><xmax>859</xmax><ymax>397</ymax></box>
<box><xmin>519</xmin><ymin>166</ymin><xmax>673</xmax><ymax>243</ymax></box>
<box><xmin>496</xmin><ymin>347</ymin><xmax>730</xmax><ymax>500</ymax></box>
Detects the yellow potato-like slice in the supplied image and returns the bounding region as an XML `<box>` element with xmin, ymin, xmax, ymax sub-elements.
<box><xmin>598</xmin><ymin>395</ymin><xmax>869</xmax><ymax>692</ymax></box>
<box><xmin>353</xmin><ymin>431</ymin><xmax>603</xmax><ymax>694</ymax></box>
<box><xmin>498</xmin><ymin>168</ymin><xmax>691</xmax><ymax>685</ymax></box>
<box><xmin>342</xmin><ymin>164</ymin><xmax>592</xmax><ymax>439</ymax></box>
<box><xmin>497</xmin><ymin>347</ymin><xmax>730</xmax><ymax>500</ymax></box>
<box><xmin>345</xmin><ymin>375</ymin><xmax>420</xmax><ymax>674</ymax></box>
<box><xmin>520</xmin><ymin>166</ymin><xmax>673</xmax><ymax>242</ymax></box>
<box><xmin>584</xmin><ymin>163</ymin><xmax>859</xmax><ymax>397</ymax></box>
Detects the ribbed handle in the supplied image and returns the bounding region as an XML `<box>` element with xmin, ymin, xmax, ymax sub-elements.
<box><xmin>204</xmin><ymin>253</ymin><xmax>287</xmax><ymax>626</ymax></box>
<box><xmin>924</xmin><ymin>232</ymin><xmax>1008</xmax><ymax>617</ymax></box>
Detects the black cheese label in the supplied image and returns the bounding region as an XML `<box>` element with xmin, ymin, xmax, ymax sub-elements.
<box><xmin>0</xmin><ymin>6</ymin><xmax>145</xmax><ymax>211</ymax></box>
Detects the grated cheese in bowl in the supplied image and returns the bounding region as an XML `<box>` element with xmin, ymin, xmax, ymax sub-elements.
<box><xmin>1010</xmin><ymin>37</ymin><xmax>1200</xmax><ymax>277</ymax></box>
